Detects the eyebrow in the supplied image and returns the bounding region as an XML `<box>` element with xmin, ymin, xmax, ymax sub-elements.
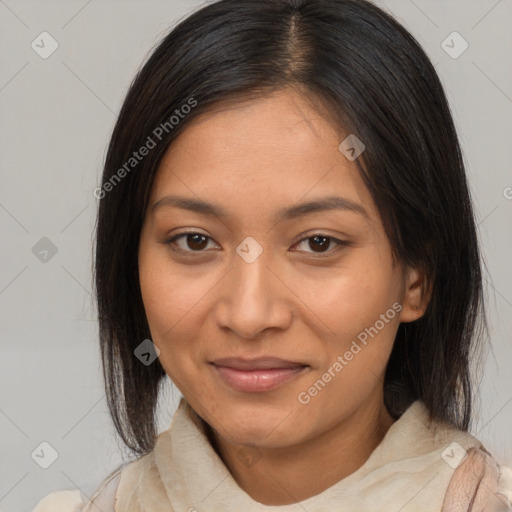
<box><xmin>151</xmin><ymin>194</ymin><xmax>367</xmax><ymax>222</ymax></box>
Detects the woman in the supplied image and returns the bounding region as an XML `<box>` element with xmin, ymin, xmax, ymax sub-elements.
<box><xmin>34</xmin><ymin>0</ymin><xmax>512</xmax><ymax>510</ymax></box>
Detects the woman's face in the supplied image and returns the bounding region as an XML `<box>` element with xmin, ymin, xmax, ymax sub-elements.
<box><xmin>138</xmin><ymin>88</ymin><xmax>423</xmax><ymax>449</ymax></box>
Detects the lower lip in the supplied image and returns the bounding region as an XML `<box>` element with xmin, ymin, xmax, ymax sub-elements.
<box><xmin>212</xmin><ymin>364</ymin><xmax>308</xmax><ymax>392</ymax></box>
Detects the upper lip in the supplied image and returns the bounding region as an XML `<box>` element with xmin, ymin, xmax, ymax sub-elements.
<box><xmin>211</xmin><ymin>357</ymin><xmax>308</xmax><ymax>370</ymax></box>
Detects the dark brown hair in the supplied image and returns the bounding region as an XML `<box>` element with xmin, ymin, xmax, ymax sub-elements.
<box><xmin>94</xmin><ymin>0</ymin><xmax>485</xmax><ymax>457</ymax></box>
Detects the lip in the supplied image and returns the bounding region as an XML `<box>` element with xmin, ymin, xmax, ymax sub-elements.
<box><xmin>210</xmin><ymin>357</ymin><xmax>309</xmax><ymax>392</ymax></box>
<box><xmin>211</xmin><ymin>357</ymin><xmax>307</xmax><ymax>370</ymax></box>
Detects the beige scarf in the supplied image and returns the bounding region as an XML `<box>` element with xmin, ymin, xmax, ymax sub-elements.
<box><xmin>112</xmin><ymin>399</ymin><xmax>512</xmax><ymax>511</ymax></box>
<box><xmin>34</xmin><ymin>398</ymin><xmax>512</xmax><ymax>511</ymax></box>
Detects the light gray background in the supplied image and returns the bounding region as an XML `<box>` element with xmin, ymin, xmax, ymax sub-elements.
<box><xmin>0</xmin><ymin>1</ymin><xmax>511</xmax><ymax>511</ymax></box>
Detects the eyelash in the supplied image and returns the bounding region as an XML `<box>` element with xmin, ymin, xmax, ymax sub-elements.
<box><xmin>164</xmin><ymin>231</ymin><xmax>347</xmax><ymax>258</ymax></box>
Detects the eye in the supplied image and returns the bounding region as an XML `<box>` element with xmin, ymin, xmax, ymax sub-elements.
<box><xmin>165</xmin><ymin>232</ymin><xmax>218</xmax><ymax>254</ymax></box>
<box><xmin>292</xmin><ymin>233</ymin><xmax>345</xmax><ymax>256</ymax></box>
<box><xmin>164</xmin><ymin>231</ymin><xmax>346</xmax><ymax>257</ymax></box>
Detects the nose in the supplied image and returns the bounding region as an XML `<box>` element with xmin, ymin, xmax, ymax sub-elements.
<box><xmin>214</xmin><ymin>246</ymin><xmax>293</xmax><ymax>340</ymax></box>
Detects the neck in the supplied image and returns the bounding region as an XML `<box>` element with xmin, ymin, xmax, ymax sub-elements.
<box><xmin>205</xmin><ymin>397</ymin><xmax>396</xmax><ymax>506</ymax></box>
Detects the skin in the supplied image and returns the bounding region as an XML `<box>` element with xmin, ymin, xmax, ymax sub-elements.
<box><xmin>138</xmin><ymin>87</ymin><xmax>428</xmax><ymax>505</ymax></box>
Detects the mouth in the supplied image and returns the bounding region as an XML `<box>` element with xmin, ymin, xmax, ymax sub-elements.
<box><xmin>210</xmin><ymin>357</ymin><xmax>309</xmax><ymax>392</ymax></box>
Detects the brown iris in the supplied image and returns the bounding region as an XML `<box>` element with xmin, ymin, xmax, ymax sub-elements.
<box><xmin>308</xmin><ymin>235</ymin><xmax>331</xmax><ymax>253</ymax></box>
<box><xmin>185</xmin><ymin>233</ymin><xmax>209</xmax><ymax>251</ymax></box>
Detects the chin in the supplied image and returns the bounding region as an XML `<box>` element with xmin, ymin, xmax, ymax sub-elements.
<box><xmin>207</xmin><ymin>398</ymin><xmax>303</xmax><ymax>446</ymax></box>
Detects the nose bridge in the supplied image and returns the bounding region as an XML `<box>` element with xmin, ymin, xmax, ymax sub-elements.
<box><xmin>235</xmin><ymin>241</ymin><xmax>271</xmax><ymax>299</ymax></box>
<box><xmin>215</xmin><ymin>236</ymin><xmax>290</xmax><ymax>339</ymax></box>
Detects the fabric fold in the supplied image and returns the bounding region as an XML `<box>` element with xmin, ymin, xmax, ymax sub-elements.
<box><xmin>113</xmin><ymin>398</ymin><xmax>498</xmax><ymax>512</ymax></box>
<box><xmin>33</xmin><ymin>398</ymin><xmax>512</xmax><ymax>512</ymax></box>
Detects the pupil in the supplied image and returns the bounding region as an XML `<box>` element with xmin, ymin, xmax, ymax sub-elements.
<box><xmin>188</xmin><ymin>234</ymin><xmax>208</xmax><ymax>250</ymax></box>
<box><xmin>310</xmin><ymin>235</ymin><xmax>329</xmax><ymax>252</ymax></box>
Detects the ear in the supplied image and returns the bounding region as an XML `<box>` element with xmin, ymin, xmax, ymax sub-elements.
<box><xmin>399</xmin><ymin>265</ymin><xmax>431</xmax><ymax>323</ymax></box>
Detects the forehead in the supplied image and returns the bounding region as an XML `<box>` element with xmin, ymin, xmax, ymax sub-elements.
<box><xmin>164</xmin><ymin>88</ymin><xmax>343</xmax><ymax>166</ymax></box>
<box><xmin>150</xmin><ymin>89</ymin><xmax>378</xmax><ymax>224</ymax></box>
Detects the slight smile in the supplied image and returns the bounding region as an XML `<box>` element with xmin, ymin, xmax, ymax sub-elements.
<box><xmin>210</xmin><ymin>357</ymin><xmax>310</xmax><ymax>393</ymax></box>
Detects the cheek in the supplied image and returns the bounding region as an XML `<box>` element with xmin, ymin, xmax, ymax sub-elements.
<box><xmin>139</xmin><ymin>263</ymin><xmax>211</xmax><ymax>396</ymax></box>
<box><xmin>301</xmin><ymin>254</ymin><xmax>401</xmax><ymax>391</ymax></box>
<box><xmin>304</xmin><ymin>255</ymin><xmax>401</xmax><ymax>342</ymax></box>
<box><xmin>297</xmin><ymin>277</ymin><xmax>400</xmax><ymax>428</ymax></box>
<box><xmin>138</xmin><ymin>248</ymin><xmax>214</xmax><ymax>374</ymax></box>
